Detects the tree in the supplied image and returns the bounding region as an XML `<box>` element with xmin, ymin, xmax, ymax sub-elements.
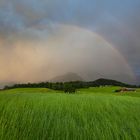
<box><xmin>63</xmin><ymin>83</ymin><xmax>76</xmax><ymax>94</ymax></box>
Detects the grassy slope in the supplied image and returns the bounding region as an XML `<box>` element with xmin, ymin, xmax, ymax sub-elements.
<box><xmin>0</xmin><ymin>87</ymin><xmax>140</xmax><ymax>140</ymax></box>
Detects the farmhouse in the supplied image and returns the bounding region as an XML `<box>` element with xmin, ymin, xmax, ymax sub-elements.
<box><xmin>115</xmin><ymin>88</ymin><xmax>136</xmax><ymax>93</ymax></box>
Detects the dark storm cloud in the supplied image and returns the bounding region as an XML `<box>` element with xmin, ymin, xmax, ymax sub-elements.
<box><xmin>94</xmin><ymin>1</ymin><xmax>140</xmax><ymax>77</ymax></box>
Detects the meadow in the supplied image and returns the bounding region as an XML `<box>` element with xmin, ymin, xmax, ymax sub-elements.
<box><xmin>0</xmin><ymin>87</ymin><xmax>140</xmax><ymax>140</ymax></box>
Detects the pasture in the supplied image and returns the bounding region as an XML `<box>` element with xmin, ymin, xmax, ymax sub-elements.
<box><xmin>0</xmin><ymin>87</ymin><xmax>140</xmax><ymax>140</ymax></box>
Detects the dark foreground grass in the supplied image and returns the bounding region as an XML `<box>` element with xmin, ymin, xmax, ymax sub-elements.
<box><xmin>0</xmin><ymin>88</ymin><xmax>140</xmax><ymax>140</ymax></box>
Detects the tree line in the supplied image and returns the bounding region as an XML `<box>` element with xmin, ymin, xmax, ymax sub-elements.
<box><xmin>3</xmin><ymin>78</ymin><xmax>139</xmax><ymax>93</ymax></box>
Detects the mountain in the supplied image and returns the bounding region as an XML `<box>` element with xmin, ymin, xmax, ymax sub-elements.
<box><xmin>50</xmin><ymin>72</ymin><xmax>83</xmax><ymax>82</ymax></box>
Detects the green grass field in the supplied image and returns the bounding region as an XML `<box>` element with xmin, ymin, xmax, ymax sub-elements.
<box><xmin>0</xmin><ymin>87</ymin><xmax>140</xmax><ymax>140</ymax></box>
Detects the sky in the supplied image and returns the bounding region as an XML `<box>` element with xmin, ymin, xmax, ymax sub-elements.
<box><xmin>0</xmin><ymin>0</ymin><xmax>140</xmax><ymax>86</ymax></box>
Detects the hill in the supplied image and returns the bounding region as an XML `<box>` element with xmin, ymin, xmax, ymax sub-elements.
<box><xmin>89</xmin><ymin>78</ymin><xmax>129</xmax><ymax>87</ymax></box>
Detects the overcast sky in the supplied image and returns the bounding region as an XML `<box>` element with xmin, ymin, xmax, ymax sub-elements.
<box><xmin>0</xmin><ymin>0</ymin><xmax>140</xmax><ymax>85</ymax></box>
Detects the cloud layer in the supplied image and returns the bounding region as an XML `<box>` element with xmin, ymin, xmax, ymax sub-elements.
<box><xmin>0</xmin><ymin>0</ymin><xmax>140</xmax><ymax>85</ymax></box>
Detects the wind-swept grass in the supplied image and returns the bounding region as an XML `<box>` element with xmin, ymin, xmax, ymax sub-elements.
<box><xmin>0</xmin><ymin>87</ymin><xmax>140</xmax><ymax>140</ymax></box>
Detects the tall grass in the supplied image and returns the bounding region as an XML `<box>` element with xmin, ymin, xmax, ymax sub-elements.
<box><xmin>0</xmin><ymin>88</ymin><xmax>140</xmax><ymax>140</ymax></box>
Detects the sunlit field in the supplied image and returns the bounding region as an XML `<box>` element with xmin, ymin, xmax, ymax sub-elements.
<box><xmin>0</xmin><ymin>87</ymin><xmax>140</xmax><ymax>140</ymax></box>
